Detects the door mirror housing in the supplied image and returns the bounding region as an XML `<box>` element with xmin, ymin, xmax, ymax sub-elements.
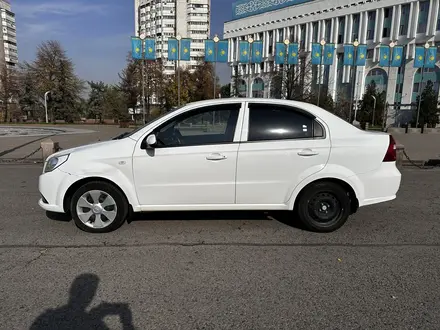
<box><xmin>141</xmin><ymin>134</ymin><xmax>157</xmax><ymax>149</ymax></box>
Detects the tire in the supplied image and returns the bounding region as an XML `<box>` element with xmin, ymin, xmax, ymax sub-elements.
<box><xmin>70</xmin><ymin>181</ymin><xmax>128</xmax><ymax>233</ymax></box>
<box><xmin>296</xmin><ymin>181</ymin><xmax>351</xmax><ymax>233</ymax></box>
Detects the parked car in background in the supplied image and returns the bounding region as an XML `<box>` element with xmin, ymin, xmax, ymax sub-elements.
<box><xmin>39</xmin><ymin>98</ymin><xmax>401</xmax><ymax>233</ymax></box>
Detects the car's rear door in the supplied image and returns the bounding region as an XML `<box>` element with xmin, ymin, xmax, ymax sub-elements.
<box><xmin>235</xmin><ymin>102</ymin><xmax>331</xmax><ymax>206</ymax></box>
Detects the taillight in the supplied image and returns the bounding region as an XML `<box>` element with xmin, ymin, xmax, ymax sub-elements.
<box><xmin>383</xmin><ymin>135</ymin><xmax>397</xmax><ymax>162</ymax></box>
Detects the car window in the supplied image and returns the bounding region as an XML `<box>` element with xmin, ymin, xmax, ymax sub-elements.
<box><xmin>154</xmin><ymin>104</ymin><xmax>241</xmax><ymax>148</ymax></box>
<box><xmin>248</xmin><ymin>104</ymin><xmax>316</xmax><ymax>141</ymax></box>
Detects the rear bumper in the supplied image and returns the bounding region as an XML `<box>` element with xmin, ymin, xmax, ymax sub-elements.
<box><xmin>356</xmin><ymin>162</ymin><xmax>402</xmax><ymax>207</ymax></box>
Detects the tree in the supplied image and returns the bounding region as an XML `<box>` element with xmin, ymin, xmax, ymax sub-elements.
<box><xmin>24</xmin><ymin>40</ymin><xmax>84</xmax><ymax>122</ymax></box>
<box><xmin>220</xmin><ymin>83</ymin><xmax>231</xmax><ymax>98</ymax></box>
<box><xmin>118</xmin><ymin>54</ymin><xmax>141</xmax><ymax>113</ymax></box>
<box><xmin>0</xmin><ymin>65</ymin><xmax>19</xmax><ymax>122</ymax></box>
<box><xmin>17</xmin><ymin>64</ymin><xmax>44</xmax><ymax>121</ymax></box>
<box><xmin>189</xmin><ymin>61</ymin><xmax>217</xmax><ymax>101</ymax></box>
<box><xmin>414</xmin><ymin>80</ymin><xmax>439</xmax><ymax>128</ymax></box>
<box><xmin>359</xmin><ymin>81</ymin><xmax>386</xmax><ymax>126</ymax></box>
<box><xmin>87</xmin><ymin>81</ymin><xmax>107</xmax><ymax>121</ymax></box>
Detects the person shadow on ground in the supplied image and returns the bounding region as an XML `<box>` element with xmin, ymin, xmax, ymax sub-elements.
<box><xmin>30</xmin><ymin>273</ymin><xmax>135</xmax><ymax>330</ymax></box>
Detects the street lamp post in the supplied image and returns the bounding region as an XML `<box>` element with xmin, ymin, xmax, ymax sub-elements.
<box><xmin>44</xmin><ymin>91</ymin><xmax>51</xmax><ymax>124</ymax></box>
<box><xmin>371</xmin><ymin>95</ymin><xmax>377</xmax><ymax>126</ymax></box>
<box><xmin>213</xmin><ymin>35</ymin><xmax>220</xmax><ymax>99</ymax></box>
<box><xmin>176</xmin><ymin>35</ymin><xmax>182</xmax><ymax>106</ymax></box>
<box><xmin>282</xmin><ymin>39</ymin><xmax>290</xmax><ymax>100</ymax></box>
<box><xmin>139</xmin><ymin>32</ymin><xmax>147</xmax><ymax>124</ymax></box>
<box><xmin>383</xmin><ymin>41</ymin><xmax>396</xmax><ymax>130</ymax></box>
<box><xmin>247</xmin><ymin>37</ymin><xmax>254</xmax><ymax>98</ymax></box>
<box><xmin>349</xmin><ymin>40</ymin><xmax>359</xmax><ymax>123</ymax></box>
<box><xmin>416</xmin><ymin>42</ymin><xmax>431</xmax><ymax>129</ymax></box>
<box><xmin>317</xmin><ymin>39</ymin><xmax>326</xmax><ymax>107</ymax></box>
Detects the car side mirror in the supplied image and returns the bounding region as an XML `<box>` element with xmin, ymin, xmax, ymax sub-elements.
<box><xmin>141</xmin><ymin>134</ymin><xmax>157</xmax><ymax>150</ymax></box>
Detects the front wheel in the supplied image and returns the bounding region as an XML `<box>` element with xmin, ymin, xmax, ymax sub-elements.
<box><xmin>296</xmin><ymin>181</ymin><xmax>351</xmax><ymax>233</ymax></box>
<box><xmin>70</xmin><ymin>181</ymin><xmax>128</xmax><ymax>233</ymax></box>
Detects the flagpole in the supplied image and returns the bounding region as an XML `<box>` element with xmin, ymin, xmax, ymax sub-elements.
<box><xmin>248</xmin><ymin>37</ymin><xmax>254</xmax><ymax>98</ymax></box>
<box><xmin>349</xmin><ymin>40</ymin><xmax>359</xmax><ymax>123</ymax></box>
<box><xmin>139</xmin><ymin>32</ymin><xmax>147</xmax><ymax>124</ymax></box>
<box><xmin>213</xmin><ymin>35</ymin><xmax>219</xmax><ymax>99</ymax></box>
<box><xmin>317</xmin><ymin>39</ymin><xmax>326</xmax><ymax>107</ymax></box>
<box><xmin>416</xmin><ymin>42</ymin><xmax>430</xmax><ymax>129</ymax></box>
<box><xmin>383</xmin><ymin>41</ymin><xmax>396</xmax><ymax>130</ymax></box>
<box><xmin>177</xmin><ymin>35</ymin><xmax>182</xmax><ymax>106</ymax></box>
<box><xmin>283</xmin><ymin>39</ymin><xmax>290</xmax><ymax>100</ymax></box>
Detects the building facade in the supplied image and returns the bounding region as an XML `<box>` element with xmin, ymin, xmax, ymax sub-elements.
<box><xmin>135</xmin><ymin>0</ymin><xmax>211</xmax><ymax>75</ymax></box>
<box><xmin>224</xmin><ymin>0</ymin><xmax>440</xmax><ymax>126</ymax></box>
<box><xmin>0</xmin><ymin>0</ymin><xmax>17</xmax><ymax>68</ymax></box>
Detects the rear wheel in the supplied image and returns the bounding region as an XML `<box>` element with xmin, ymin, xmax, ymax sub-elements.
<box><xmin>70</xmin><ymin>181</ymin><xmax>128</xmax><ymax>233</ymax></box>
<box><xmin>296</xmin><ymin>181</ymin><xmax>351</xmax><ymax>233</ymax></box>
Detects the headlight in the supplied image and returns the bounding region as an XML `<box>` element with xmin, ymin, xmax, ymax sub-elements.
<box><xmin>44</xmin><ymin>154</ymin><xmax>70</xmax><ymax>173</ymax></box>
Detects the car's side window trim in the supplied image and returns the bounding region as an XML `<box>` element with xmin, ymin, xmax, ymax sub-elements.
<box><xmin>141</xmin><ymin>102</ymin><xmax>245</xmax><ymax>149</ymax></box>
<box><xmin>242</xmin><ymin>103</ymin><xmax>327</xmax><ymax>143</ymax></box>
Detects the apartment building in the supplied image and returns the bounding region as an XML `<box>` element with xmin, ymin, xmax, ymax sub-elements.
<box><xmin>0</xmin><ymin>0</ymin><xmax>17</xmax><ymax>68</ymax></box>
<box><xmin>135</xmin><ymin>0</ymin><xmax>210</xmax><ymax>75</ymax></box>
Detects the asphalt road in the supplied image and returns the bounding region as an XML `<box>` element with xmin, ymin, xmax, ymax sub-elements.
<box><xmin>0</xmin><ymin>165</ymin><xmax>439</xmax><ymax>330</ymax></box>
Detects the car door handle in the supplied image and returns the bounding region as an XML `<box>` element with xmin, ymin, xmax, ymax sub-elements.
<box><xmin>206</xmin><ymin>153</ymin><xmax>227</xmax><ymax>161</ymax></box>
<box><xmin>297</xmin><ymin>149</ymin><xmax>319</xmax><ymax>157</ymax></box>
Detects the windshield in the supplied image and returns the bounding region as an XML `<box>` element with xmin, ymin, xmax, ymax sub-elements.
<box><xmin>113</xmin><ymin>107</ymin><xmax>183</xmax><ymax>140</ymax></box>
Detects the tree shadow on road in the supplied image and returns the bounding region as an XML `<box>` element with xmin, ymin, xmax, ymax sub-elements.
<box><xmin>30</xmin><ymin>273</ymin><xmax>135</xmax><ymax>330</ymax></box>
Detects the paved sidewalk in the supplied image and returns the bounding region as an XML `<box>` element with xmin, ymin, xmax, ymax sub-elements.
<box><xmin>392</xmin><ymin>133</ymin><xmax>440</xmax><ymax>162</ymax></box>
<box><xmin>0</xmin><ymin>125</ymin><xmax>131</xmax><ymax>161</ymax></box>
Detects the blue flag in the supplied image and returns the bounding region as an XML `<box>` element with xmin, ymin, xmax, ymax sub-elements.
<box><xmin>144</xmin><ymin>38</ymin><xmax>156</xmax><ymax>60</ymax></box>
<box><xmin>216</xmin><ymin>40</ymin><xmax>228</xmax><ymax>63</ymax></box>
<box><xmin>425</xmin><ymin>47</ymin><xmax>437</xmax><ymax>68</ymax></box>
<box><xmin>379</xmin><ymin>46</ymin><xmax>390</xmax><ymax>67</ymax></box>
<box><xmin>343</xmin><ymin>45</ymin><xmax>354</xmax><ymax>66</ymax></box>
<box><xmin>131</xmin><ymin>37</ymin><xmax>142</xmax><ymax>60</ymax></box>
<box><xmin>252</xmin><ymin>40</ymin><xmax>263</xmax><ymax>63</ymax></box>
<box><xmin>275</xmin><ymin>42</ymin><xmax>285</xmax><ymax>65</ymax></box>
<box><xmin>323</xmin><ymin>44</ymin><xmax>335</xmax><ymax>65</ymax></box>
<box><xmin>414</xmin><ymin>46</ymin><xmax>425</xmax><ymax>68</ymax></box>
<box><xmin>239</xmin><ymin>41</ymin><xmax>250</xmax><ymax>63</ymax></box>
<box><xmin>168</xmin><ymin>38</ymin><xmax>178</xmax><ymax>61</ymax></box>
<box><xmin>390</xmin><ymin>45</ymin><xmax>404</xmax><ymax>67</ymax></box>
<box><xmin>288</xmin><ymin>43</ymin><xmax>299</xmax><ymax>65</ymax></box>
<box><xmin>180</xmin><ymin>38</ymin><xmax>191</xmax><ymax>61</ymax></box>
<box><xmin>204</xmin><ymin>39</ymin><xmax>215</xmax><ymax>62</ymax></box>
<box><xmin>355</xmin><ymin>44</ymin><xmax>367</xmax><ymax>66</ymax></box>
<box><xmin>311</xmin><ymin>43</ymin><xmax>321</xmax><ymax>65</ymax></box>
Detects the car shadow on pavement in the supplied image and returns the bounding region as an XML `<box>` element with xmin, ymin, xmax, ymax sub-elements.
<box><xmin>128</xmin><ymin>210</ymin><xmax>307</xmax><ymax>230</ymax></box>
<box><xmin>46</xmin><ymin>210</ymin><xmax>307</xmax><ymax>231</ymax></box>
<box><xmin>29</xmin><ymin>273</ymin><xmax>135</xmax><ymax>330</ymax></box>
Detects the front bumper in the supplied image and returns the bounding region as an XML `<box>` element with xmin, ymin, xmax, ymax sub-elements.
<box><xmin>38</xmin><ymin>168</ymin><xmax>79</xmax><ymax>213</ymax></box>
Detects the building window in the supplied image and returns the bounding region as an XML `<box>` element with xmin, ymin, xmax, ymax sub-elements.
<box><xmin>312</xmin><ymin>22</ymin><xmax>318</xmax><ymax>43</ymax></box>
<box><xmin>417</xmin><ymin>1</ymin><xmax>430</xmax><ymax>33</ymax></box>
<box><xmin>382</xmin><ymin>27</ymin><xmax>390</xmax><ymax>38</ymax></box>
<box><xmin>366</xmin><ymin>30</ymin><xmax>374</xmax><ymax>40</ymax></box>
<box><xmin>367</xmin><ymin>49</ymin><xmax>374</xmax><ymax>59</ymax></box>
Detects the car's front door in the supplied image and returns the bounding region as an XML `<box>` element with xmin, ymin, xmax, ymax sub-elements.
<box><xmin>236</xmin><ymin>102</ymin><xmax>331</xmax><ymax>206</ymax></box>
<box><xmin>133</xmin><ymin>103</ymin><xmax>244</xmax><ymax>208</ymax></box>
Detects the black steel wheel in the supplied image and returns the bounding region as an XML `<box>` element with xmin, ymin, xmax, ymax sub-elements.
<box><xmin>296</xmin><ymin>181</ymin><xmax>351</xmax><ymax>233</ymax></box>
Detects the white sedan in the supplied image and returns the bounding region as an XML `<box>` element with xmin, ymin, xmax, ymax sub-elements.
<box><xmin>38</xmin><ymin>99</ymin><xmax>401</xmax><ymax>233</ymax></box>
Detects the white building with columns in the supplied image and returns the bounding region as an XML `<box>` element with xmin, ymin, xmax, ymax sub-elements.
<box><xmin>223</xmin><ymin>0</ymin><xmax>440</xmax><ymax>126</ymax></box>
<box><xmin>135</xmin><ymin>0</ymin><xmax>211</xmax><ymax>76</ymax></box>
